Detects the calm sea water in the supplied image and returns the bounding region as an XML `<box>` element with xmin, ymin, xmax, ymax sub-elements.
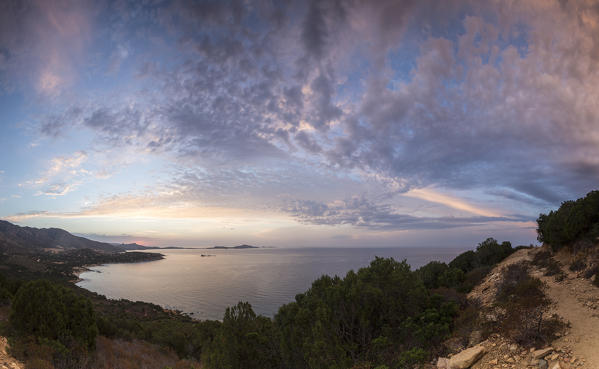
<box><xmin>77</xmin><ymin>247</ymin><xmax>465</xmax><ymax>320</ymax></box>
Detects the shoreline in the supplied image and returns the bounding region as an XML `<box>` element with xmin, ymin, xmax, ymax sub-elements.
<box><xmin>70</xmin><ymin>264</ymin><xmax>104</xmax><ymax>284</ymax></box>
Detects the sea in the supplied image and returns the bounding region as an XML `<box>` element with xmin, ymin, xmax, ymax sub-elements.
<box><xmin>76</xmin><ymin>247</ymin><xmax>466</xmax><ymax>321</ymax></box>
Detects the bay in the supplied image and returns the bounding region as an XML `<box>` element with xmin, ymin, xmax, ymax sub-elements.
<box><xmin>76</xmin><ymin>247</ymin><xmax>466</xmax><ymax>320</ymax></box>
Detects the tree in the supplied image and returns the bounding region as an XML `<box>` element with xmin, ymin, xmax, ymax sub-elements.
<box><xmin>204</xmin><ymin>302</ymin><xmax>280</xmax><ymax>369</ymax></box>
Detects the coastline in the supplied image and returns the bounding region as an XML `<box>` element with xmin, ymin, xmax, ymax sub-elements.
<box><xmin>71</xmin><ymin>264</ymin><xmax>103</xmax><ymax>284</ymax></box>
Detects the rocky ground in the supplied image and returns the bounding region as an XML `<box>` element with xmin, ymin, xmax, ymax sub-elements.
<box><xmin>437</xmin><ymin>247</ymin><xmax>599</xmax><ymax>369</ymax></box>
<box><xmin>0</xmin><ymin>337</ymin><xmax>22</xmax><ymax>369</ymax></box>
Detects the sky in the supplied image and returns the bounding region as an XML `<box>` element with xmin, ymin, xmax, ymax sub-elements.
<box><xmin>0</xmin><ymin>0</ymin><xmax>598</xmax><ymax>248</ymax></box>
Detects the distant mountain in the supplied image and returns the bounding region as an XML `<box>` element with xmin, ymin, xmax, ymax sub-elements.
<box><xmin>209</xmin><ymin>244</ymin><xmax>259</xmax><ymax>249</ymax></box>
<box><xmin>0</xmin><ymin>220</ymin><xmax>123</xmax><ymax>253</ymax></box>
<box><xmin>112</xmin><ymin>243</ymin><xmax>188</xmax><ymax>250</ymax></box>
<box><xmin>113</xmin><ymin>242</ymin><xmax>151</xmax><ymax>250</ymax></box>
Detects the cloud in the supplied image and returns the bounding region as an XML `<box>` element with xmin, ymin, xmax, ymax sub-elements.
<box><xmin>20</xmin><ymin>0</ymin><xmax>599</xmax><ymax>234</ymax></box>
<box><xmin>0</xmin><ymin>0</ymin><xmax>94</xmax><ymax>95</ymax></box>
<box><xmin>404</xmin><ymin>188</ymin><xmax>500</xmax><ymax>218</ymax></box>
<box><xmin>283</xmin><ymin>196</ymin><xmax>530</xmax><ymax>231</ymax></box>
<box><xmin>36</xmin><ymin>182</ymin><xmax>78</xmax><ymax>197</ymax></box>
<box><xmin>21</xmin><ymin>151</ymin><xmax>88</xmax><ymax>196</ymax></box>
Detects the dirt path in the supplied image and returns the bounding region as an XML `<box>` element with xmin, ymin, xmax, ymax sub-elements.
<box><xmin>534</xmin><ymin>263</ymin><xmax>599</xmax><ymax>368</ymax></box>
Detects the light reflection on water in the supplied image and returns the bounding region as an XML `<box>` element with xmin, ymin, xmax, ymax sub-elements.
<box><xmin>77</xmin><ymin>247</ymin><xmax>465</xmax><ymax>320</ymax></box>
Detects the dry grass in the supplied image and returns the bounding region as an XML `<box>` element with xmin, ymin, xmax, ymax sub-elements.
<box><xmin>91</xmin><ymin>336</ymin><xmax>201</xmax><ymax>369</ymax></box>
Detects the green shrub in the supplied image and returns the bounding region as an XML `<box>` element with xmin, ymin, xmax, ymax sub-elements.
<box><xmin>415</xmin><ymin>262</ymin><xmax>464</xmax><ymax>290</ymax></box>
<box><xmin>274</xmin><ymin>257</ymin><xmax>457</xmax><ymax>368</ymax></box>
<box><xmin>10</xmin><ymin>280</ymin><xmax>97</xmax><ymax>349</ymax></box>
<box><xmin>537</xmin><ymin>191</ymin><xmax>599</xmax><ymax>251</ymax></box>
<box><xmin>204</xmin><ymin>302</ymin><xmax>280</xmax><ymax>369</ymax></box>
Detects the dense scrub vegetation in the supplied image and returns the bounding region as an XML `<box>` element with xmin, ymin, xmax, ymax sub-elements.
<box><xmin>201</xmin><ymin>238</ymin><xmax>515</xmax><ymax>368</ymax></box>
<box><xmin>417</xmin><ymin>237</ymin><xmax>514</xmax><ymax>293</ymax></box>
<box><xmin>537</xmin><ymin>190</ymin><xmax>599</xmax><ymax>251</ymax></box>
<box><xmin>10</xmin><ymin>280</ymin><xmax>98</xmax><ymax>349</ymax></box>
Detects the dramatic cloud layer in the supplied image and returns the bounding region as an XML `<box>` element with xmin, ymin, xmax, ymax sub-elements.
<box><xmin>1</xmin><ymin>0</ymin><xmax>598</xmax><ymax>247</ymax></box>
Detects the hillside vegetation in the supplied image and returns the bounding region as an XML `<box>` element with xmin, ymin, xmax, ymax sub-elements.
<box><xmin>0</xmin><ymin>237</ymin><xmax>518</xmax><ymax>369</ymax></box>
<box><xmin>537</xmin><ymin>190</ymin><xmax>599</xmax><ymax>251</ymax></box>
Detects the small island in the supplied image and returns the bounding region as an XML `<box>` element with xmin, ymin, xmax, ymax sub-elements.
<box><xmin>207</xmin><ymin>244</ymin><xmax>259</xmax><ymax>250</ymax></box>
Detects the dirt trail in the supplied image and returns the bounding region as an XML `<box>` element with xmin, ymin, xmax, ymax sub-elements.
<box><xmin>534</xmin><ymin>262</ymin><xmax>599</xmax><ymax>368</ymax></box>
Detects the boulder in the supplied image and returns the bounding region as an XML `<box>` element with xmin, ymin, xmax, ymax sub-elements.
<box><xmin>538</xmin><ymin>359</ymin><xmax>548</xmax><ymax>369</ymax></box>
<box><xmin>436</xmin><ymin>357</ymin><xmax>450</xmax><ymax>369</ymax></box>
<box><xmin>532</xmin><ymin>347</ymin><xmax>553</xmax><ymax>359</ymax></box>
<box><xmin>448</xmin><ymin>344</ymin><xmax>486</xmax><ymax>369</ymax></box>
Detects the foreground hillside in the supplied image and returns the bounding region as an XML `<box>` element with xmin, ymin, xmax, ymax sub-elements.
<box><xmin>434</xmin><ymin>246</ymin><xmax>598</xmax><ymax>368</ymax></box>
<box><xmin>433</xmin><ymin>191</ymin><xmax>599</xmax><ymax>369</ymax></box>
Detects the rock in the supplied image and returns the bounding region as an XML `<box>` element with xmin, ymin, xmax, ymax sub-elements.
<box><xmin>509</xmin><ymin>344</ymin><xmax>518</xmax><ymax>352</ymax></box>
<box><xmin>538</xmin><ymin>359</ymin><xmax>548</xmax><ymax>369</ymax></box>
<box><xmin>549</xmin><ymin>363</ymin><xmax>561</xmax><ymax>369</ymax></box>
<box><xmin>485</xmin><ymin>313</ymin><xmax>498</xmax><ymax>322</ymax></box>
<box><xmin>436</xmin><ymin>357</ymin><xmax>450</xmax><ymax>369</ymax></box>
<box><xmin>549</xmin><ymin>353</ymin><xmax>559</xmax><ymax>361</ymax></box>
<box><xmin>489</xmin><ymin>358</ymin><xmax>498</xmax><ymax>365</ymax></box>
<box><xmin>469</xmin><ymin>330</ymin><xmax>483</xmax><ymax>346</ymax></box>
<box><xmin>532</xmin><ymin>347</ymin><xmax>553</xmax><ymax>359</ymax></box>
<box><xmin>444</xmin><ymin>337</ymin><xmax>465</xmax><ymax>353</ymax></box>
<box><xmin>448</xmin><ymin>344</ymin><xmax>486</xmax><ymax>369</ymax></box>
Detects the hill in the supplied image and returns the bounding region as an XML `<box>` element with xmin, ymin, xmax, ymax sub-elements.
<box><xmin>0</xmin><ymin>220</ymin><xmax>122</xmax><ymax>253</ymax></box>
<box><xmin>114</xmin><ymin>243</ymin><xmax>188</xmax><ymax>250</ymax></box>
<box><xmin>208</xmin><ymin>244</ymin><xmax>259</xmax><ymax>249</ymax></box>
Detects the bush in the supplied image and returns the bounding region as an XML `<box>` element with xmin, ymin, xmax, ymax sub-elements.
<box><xmin>532</xmin><ymin>251</ymin><xmax>553</xmax><ymax>268</ymax></box>
<box><xmin>537</xmin><ymin>190</ymin><xmax>599</xmax><ymax>251</ymax></box>
<box><xmin>543</xmin><ymin>260</ymin><xmax>562</xmax><ymax>277</ymax></box>
<box><xmin>495</xmin><ymin>263</ymin><xmax>558</xmax><ymax>346</ymax></box>
<box><xmin>458</xmin><ymin>266</ymin><xmax>492</xmax><ymax>293</ymax></box>
<box><xmin>569</xmin><ymin>258</ymin><xmax>587</xmax><ymax>272</ymax></box>
<box><xmin>475</xmin><ymin>239</ymin><xmax>513</xmax><ymax>267</ymax></box>
<box><xmin>531</xmin><ymin>250</ymin><xmax>561</xmax><ymax>276</ymax></box>
<box><xmin>274</xmin><ymin>257</ymin><xmax>458</xmax><ymax>368</ymax></box>
<box><xmin>415</xmin><ymin>262</ymin><xmax>464</xmax><ymax>290</ymax></box>
<box><xmin>10</xmin><ymin>280</ymin><xmax>98</xmax><ymax>349</ymax></box>
<box><xmin>447</xmin><ymin>238</ymin><xmax>514</xmax><ymax>293</ymax></box>
<box><xmin>204</xmin><ymin>302</ymin><xmax>280</xmax><ymax>369</ymax></box>
<box><xmin>584</xmin><ymin>265</ymin><xmax>599</xmax><ymax>279</ymax></box>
